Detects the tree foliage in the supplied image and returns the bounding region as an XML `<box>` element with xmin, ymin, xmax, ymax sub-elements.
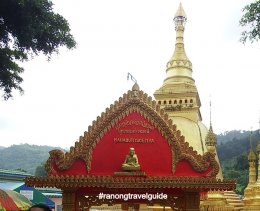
<box><xmin>35</xmin><ymin>162</ymin><xmax>48</xmax><ymax>177</ymax></box>
<box><xmin>217</xmin><ymin>130</ymin><xmax>260</xmax><ymax>195</ymax></box>
<box><xmin>0</xmin><ymin>0</ymin><xmax>76</xmax><ymax>100</ymax></box>
<box><xmin>217</xmin><ymin>130</ymin><xmax>259</xmax><ymax>162</ymax></box>
<box><xmin>240</xmin><ymin>0</ymin><xmax>260</xmax><ymax>43</ymax></box>
<box><xmin>217</xmin><ymin>130</ymin><xmax>252</xmax><ymax>145</ymax></box>
<box><xmin>0</xmin><ymin>144</ymin><xmax>64</xmax><ymax>174</ymax></box>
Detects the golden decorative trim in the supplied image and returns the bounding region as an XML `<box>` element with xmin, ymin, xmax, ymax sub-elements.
<box><xmin>114</xmin><ymin>171</ymin><xmax>146</xmax><ymax>176</ymax></box>
<box><xmin>205</xmin><ymin>126</ymin><xmax>217</xmax><ymax>147</ymax></box>
<box><xmin>45</xmin><ymin>89</ymin><xmax>219</xmax><ymax>177</ymax></box>
<box><xmin>25</xmin><ymin>175</ymin><xmax>236</xmax><ymax>190</ymax></box>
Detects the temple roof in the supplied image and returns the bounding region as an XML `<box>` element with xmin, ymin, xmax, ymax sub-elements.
<box><xmin>24</xmin><ymin>87</ymin><xmax>237</xmax><ymax>191</ymax></box>
<box><xmin>42</xmin><ymin>87</ymin><xmax>219</xmax><ymax>177</ymax></box>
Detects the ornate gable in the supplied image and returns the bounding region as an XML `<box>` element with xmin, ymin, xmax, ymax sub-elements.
<box><xmin>45</xmin><ymin>85</ymin><xmax>219</xmax><ymax>177</ymax></box>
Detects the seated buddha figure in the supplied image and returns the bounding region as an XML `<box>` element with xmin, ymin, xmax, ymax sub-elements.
<box><xmin>122</xmin><ymin>148</ymin><xmax>140</xmax><ymax>171</ymax></box>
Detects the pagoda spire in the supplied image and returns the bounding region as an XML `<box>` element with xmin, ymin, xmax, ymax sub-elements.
<box><xmin>248</xmin><ymin>130</ymin><xmax>257</xmax><ymax>184</ymax></box>
<box><xmin>165</xmin><ymin>2</ymin><xmax>193</xmax><ymax>85</ymax></box>
<box><xmin>255</xmin><ymin>116</ymin><xmax>260</xmax><ymax>184</ymax></box>
<box><xmin>243</xmin><ymin>121</ymin><xmax>260</xmax><ymax>210</ymax></box>
<box><xmin>205</xmin><ymin>100</ymin><xmax>216</xmax><ymax>151</ymax></box>
<box><xmin>205</xmin><ymin>100</ymin><xmax>223</xmax><ymax>179</ymax></box>
<box><xmin>154</xmin><ymin>3</ymin><xmax>204</xmax><ymax>155</ymax></box>
<box><xmin>243</xmin><ymin>130</ymin><xmax>257</xmax><ymax>207</ymax></box>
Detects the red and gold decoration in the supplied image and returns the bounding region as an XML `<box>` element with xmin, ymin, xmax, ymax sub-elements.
<box><xmin>26</xmin><ymin>86</ymin><xmax>235</xmax><ymax>211</ymax></box>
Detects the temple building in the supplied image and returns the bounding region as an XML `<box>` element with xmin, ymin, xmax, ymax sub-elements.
<box><xmin>26</xmin><ymin>3</ymin><xmax>240</xmax><ymax>211</ymax></box>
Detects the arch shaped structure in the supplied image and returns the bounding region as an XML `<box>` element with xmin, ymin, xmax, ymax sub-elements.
<box><xmin>26</xmin><ymin>88</ymin><xmax>235</xmax><ymax>211</ymax></box>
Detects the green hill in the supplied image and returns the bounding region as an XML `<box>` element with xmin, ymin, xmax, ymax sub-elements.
<box><xmin>217</xmin><ymin>130</ymin><xmax>260</xmax><ymax>194</ymax></box>
<box><xmin>217</xmin><ymin>130</ymin><xmax>260</xmax><ymax>162</ymax></box>
<box><xmin>217</xmin><ymin>130</ymin><xmax>253</xmax><ymax>145</ymax></box>
<box><xmin>0</xmin><ymin>144</ymin><xmax>64</xmax><ymax>174</ymax></box>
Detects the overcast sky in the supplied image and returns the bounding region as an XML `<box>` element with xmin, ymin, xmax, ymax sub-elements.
<box><xmin>0</xmin><ymin>0</ymin><xmax>259</xmax><ymax>148</ymax></box>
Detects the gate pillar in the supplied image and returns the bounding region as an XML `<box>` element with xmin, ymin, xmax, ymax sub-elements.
<box><xmin>62</xmin><ymin>189</ymin><xmax>76</xmax><ymax>211</ymax></box>
<box><xmin>184</xmin><ymin>191</ymin><xmax>200</xmax><ymax>211</ymax></box>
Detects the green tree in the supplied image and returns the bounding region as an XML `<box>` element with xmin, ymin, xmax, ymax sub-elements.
<box><xmin>240</xmin><ymin>0</ymin><xmax>260</xmax><ymax>43</ymax></box>
<box><xmin>35</xmin><ymin>162</ymin><xmax>47</xmax><ymax>177</ymax></box>
<box><xmin>233</xmin><ymin>153</ymin><xmax>249</xmax><ymax>171</ymax></box>
<box><xmin>0</xmin><ymin>0</ymin><xmax>76</xmax><ymax>100</ymax></box>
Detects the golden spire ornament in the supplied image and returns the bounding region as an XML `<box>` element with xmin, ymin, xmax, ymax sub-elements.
<box><xmin>205</xmin><ymin>100</ymin><xmax>217</xmax><ymax>152</ymax></box>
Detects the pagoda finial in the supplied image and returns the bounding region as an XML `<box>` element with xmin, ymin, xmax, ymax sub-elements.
<box><xmin>257</xmin><ymin>115</ymin><xmax>260</xmax><ymax>152</ymax></box>
<box><xmin>165</xmin><ymin>2</ymin><xmax>192</xmax><ymax>82</ymax></box>
<box><xmin>250</xmin><ymin>128</ymin><xmax>253</xmax><ymax>149</ymax></box>
<box><xmin>205</xmin><ymin>99</ymin><xmax>217</xmax><ymax>151</ymax></box>
<box><xmin>174</xmin><ymin>2</ymin><xmax>187</xmax><ymax>24</ymax></box>
<box><xmin>256</xmin><ymin>117</ymin><xmax>260</xmax><ymax>185</ymax></box>
<box><xmin>132</xmin><ymin>83</ymin><xmax>140</xmax><ymax>91</ymax></box>
<box><xmin>257</xmin><ymin>116</ymin><xmax>260</xmax><ymax>154</ymax></box>
<box><xmin>248</xmin><ymin>129</ymin><xmax>256</xmax><ymax>161</ymax></box>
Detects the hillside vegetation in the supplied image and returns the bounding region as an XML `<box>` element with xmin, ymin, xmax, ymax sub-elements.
<box><xmin>217</xmin><ymin>130</ymin><xmax>260</xmax><ymax>194</ymax></box>
<box><xmin>0</xmin><ymin>144</ymin><xmax>63</xmax><ymax>174</ymax></box>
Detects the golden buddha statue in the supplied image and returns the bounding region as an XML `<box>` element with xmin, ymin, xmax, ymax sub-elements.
<box><xmin>122</xmin><ymin>148</ymin><xmax>140</xmax><ymax>171</ymax></box>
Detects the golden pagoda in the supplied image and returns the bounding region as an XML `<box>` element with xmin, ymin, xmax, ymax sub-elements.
<box><xmin>243</xmin><ymin>130</ymin><xmax>260</xmax><ymax>210</ymax></box>
<box><xmin>154</xmin><ymin>3</ymin><xmax>247</xmax><ymax>210</ymax></box>
<box><xmin>153</xmin><ymin>3</ymin><xmax>223</xmax><ymax>179</ymax></box>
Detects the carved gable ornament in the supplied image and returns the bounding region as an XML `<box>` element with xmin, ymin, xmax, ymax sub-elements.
<box><xmin>45</xmin><ymin>87</ymin><xmax>219</xmax><ymax>177</ymax></box>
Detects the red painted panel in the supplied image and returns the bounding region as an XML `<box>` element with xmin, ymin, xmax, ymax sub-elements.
<box><xmin>174</xmin><ymin>160</ymin><xmax>212</xmax><ymax>176</ymax></box>
<box><xmin>51</xmin><ymin>159</ymin><xmax>87</xmax><ymax>176</ymax></box>
<box><xmin>90</xmin><ymin>112</ymin><xmax>172</xmax><ymax>176</ymax></box>
<box><xmin>51</xmin><ymin>112</ymin><xmax>213</xmax><ymax>177</ymax></box>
